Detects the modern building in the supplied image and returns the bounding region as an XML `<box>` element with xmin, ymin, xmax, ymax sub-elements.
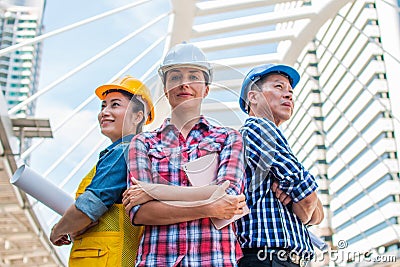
<box><xmin>0</xmin><ymin>0</ymin><xmax>45</xmax><ymax>116</ymax></box>
<box><xmin>280</xmin><ymin>0</ymin><xmax>400</xmax><ymax>265</ymax></box>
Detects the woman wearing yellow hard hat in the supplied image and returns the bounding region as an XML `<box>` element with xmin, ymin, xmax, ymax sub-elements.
<box><xmin>50</xmin><ymin>75</ymin><xmax>154</xmax><ymax>267</ymax></box>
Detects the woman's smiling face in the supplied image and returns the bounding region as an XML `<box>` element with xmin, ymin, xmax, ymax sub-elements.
<box><xmin>164</xmin><ymin>67</ymin><xmax>209</xmax><ymax>110</ymax></box>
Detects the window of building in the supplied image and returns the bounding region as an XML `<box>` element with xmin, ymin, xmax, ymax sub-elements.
<box><xmin>6</xmin><ymin>18</ymin><xmax>15</xmax><ymax>24</ymax></box>
<box><xmin>335</xmin><ymin>195</ymin><xmax>393</xmax><ymax>232</ymax></box>
<box><xmin>329</xmin><ymin>111</ymin><xmax>384</xmax><ymax>167</ymax></box>
<box><xmin>347</xmin><ymin>217</ymin><xmax>398</xmax><ymax>246</ymax></box>
<box><xmin>333</xmin><ymin>173</ymin><xmax>393</xmax><ymax>217</ymax></box>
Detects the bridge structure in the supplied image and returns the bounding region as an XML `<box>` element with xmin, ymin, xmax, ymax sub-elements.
<box><xmin>1</xmin><ymin>0</ymin><xmax>400</xmax><ymax>266</ymax></box>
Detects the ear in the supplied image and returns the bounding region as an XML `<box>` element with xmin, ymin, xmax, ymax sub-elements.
<box><xmin>247</xmin><ymin>90</ymin><xmax>258</xmax><ymax>106</ymax></box>
<box><xmin>203</xmin><ymin>85</ymin><xmax>210</xmax><ymax>98</ymax></box>
<box><xmin>133</xmin><ymin>110</ymin><xmax>144</xmax><ymax>125</ymax></box>
<box><xmin>163</xmin><ymin>87</ymin><xmax>169</xmax><ymax>98</ymax></box>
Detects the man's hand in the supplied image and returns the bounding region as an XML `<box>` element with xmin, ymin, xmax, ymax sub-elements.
<box><xmin>271</xmin><ymin>180</ymin><xmax>323</xmax><ymax>225</ymax></box>
<box><xmin>271</xmin><ymin>180</ymin><xmax>292</xmax><ymax>206</ymax></box>
<box><xmin>307</xmin><ymin>198</ymin><xmax>324</xmax><ymax>225</ymax></box>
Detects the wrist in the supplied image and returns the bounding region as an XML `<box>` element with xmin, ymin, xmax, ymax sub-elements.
<box><xmin>304</xmin><ymin>218</ymin><xmax>312</xmax><ymax>225</ymax></box>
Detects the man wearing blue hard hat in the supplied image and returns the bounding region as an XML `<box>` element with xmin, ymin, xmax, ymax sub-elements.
<box><xmin>235</xmin><ymin>64</ymin><xmax>324</xmax><ymax>267</ymax></box>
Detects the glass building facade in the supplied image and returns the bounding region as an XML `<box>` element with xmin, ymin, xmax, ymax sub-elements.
<box><xmin>0</xmin><ymin>0</ymin><xmax>45</xmax><ymax>116</ymax></box>
<box><xmin>281</xmin><ymin>0</ymin><xmax>400</xmax><ymax>264</ymax></box>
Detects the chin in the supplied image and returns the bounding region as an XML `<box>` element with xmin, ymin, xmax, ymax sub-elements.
<box><xmin>173</xmin><ymin>99</ymin><xmax>201</xmax><ymax>110</ymax></box>
<box><xmin>101</xmin><ymin>129</ymin><xmax>112</xmax><ymax>137</ymax></box>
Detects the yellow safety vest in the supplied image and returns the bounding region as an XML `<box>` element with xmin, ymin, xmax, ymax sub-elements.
<box><xmin>69</xmin><ymin>166</ymin><xmax>143</xmax><ymax>267</ymax></box>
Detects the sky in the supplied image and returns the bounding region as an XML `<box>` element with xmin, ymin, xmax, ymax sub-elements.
<box><xmin>32</xmin><ymin>0</ymin><xmax>170</xmax><ymax>178</ymax></box>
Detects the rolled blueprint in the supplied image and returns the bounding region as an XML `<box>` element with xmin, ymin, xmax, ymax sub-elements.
<box><xmin>10</xmin><ymin>164</ymin><xmax>74</xmax><ymax>215</ymax></box>
<box><xmin>309</xmin><ymin>231</ymin><xmax>328</xmax><ymax>251</ymax></box>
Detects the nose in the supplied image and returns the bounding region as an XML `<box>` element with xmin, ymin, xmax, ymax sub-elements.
<box><xmin>180</xmin><ymin>80</ymin><xmax>191</xmax><ymax>89</ymax></box>
<box><xmin>100</xmin><ymin>105</ymin><xmax>111</xmax><ymax>117</ymax></box>
<box><xmin>283</xmin><ymin>88</ymin><xmax>293</xmax><ymax>100</ymax></box>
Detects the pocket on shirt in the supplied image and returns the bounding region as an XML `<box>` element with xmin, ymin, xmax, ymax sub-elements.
<box><xmin>69</xmin><ymin>247</ymin><xmax>108</xmax><ymax>267</ymax></box>
<box><xmin>147</xmin><ymin>147</ymin><xmax>175</xmax><ymax>184</ymax></box>
<box><xmin>69</xmin><ymin>234</ymin><xmax>119</xmax><ymax>267</ymax></box>
<box><xmin>197</xmin><ymin>140</ymin><xmax>222</xmax><ymax>156</ymax></box>
<box><xmin>148</xmin><ymin>147</ymin><xmax>170</xmax><ymax>159</ymax></box>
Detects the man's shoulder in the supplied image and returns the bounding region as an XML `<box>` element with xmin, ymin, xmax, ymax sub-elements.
<box><xmin>241</xmin><ymin>117</ymin><xmax>276</xmax><ymax>132</ymax></box>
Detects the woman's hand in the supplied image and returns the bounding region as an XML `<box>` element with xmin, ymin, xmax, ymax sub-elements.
<box><xmin>50</xmin><ymin>224</ymin><xmax>71</xmax><ymax>246</ymax></box>
<box><xmin>122</xmin><ymin>183</ymin><xmax>154</xmax><ymax>215</ymax></box>
<box><xmin>207</xmin><ymin>181</ymin><xmax>247</xmax><ymax>220</ymax></box>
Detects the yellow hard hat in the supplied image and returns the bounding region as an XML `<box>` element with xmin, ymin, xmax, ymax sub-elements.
<box><xmin>95</xmin><ymin>75</ymin><xmax>154</xmax><ymax>125</ymax></box>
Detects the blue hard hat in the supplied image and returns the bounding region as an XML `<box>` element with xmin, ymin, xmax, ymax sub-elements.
<box><xmin>239</xmin><ymin>64</ymin><xmax>300</xmax><ymax>113</ymax></box>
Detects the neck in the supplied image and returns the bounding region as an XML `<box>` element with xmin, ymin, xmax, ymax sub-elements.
<box><xmin>170</xmin><ymin>107</ymin><xmax>201</xmax><ymax>138</ymax></box>
<box><xmin>249</xmin><ymin>105</ymin><xmax>277</xmax><ymax>125</ymax></box>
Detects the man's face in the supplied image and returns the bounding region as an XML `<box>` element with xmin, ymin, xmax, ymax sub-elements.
<box><xmin>248</xmin><ymin>73</ymin><xmax>294</xmax><ymax>126</ymax></box>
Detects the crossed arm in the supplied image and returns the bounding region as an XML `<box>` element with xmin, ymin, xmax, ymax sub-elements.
<box><xmin>242</xmin><ymin>118</ymin><xmax>324</xmax><ymax>226</ymax></box>
<box><xmin>123</xmin><ymin>180</ymin><xmax>246</xmax><ymax>225</ymax></box>
<box><xmin>124</xmin><ymin>131</ymin><xmax>246</xmax><ymax>226</ymax></box>
<box><xmin>271</xmin><ymin>181</ymin><xmax>324</xmax><ymax>225</ymax></box>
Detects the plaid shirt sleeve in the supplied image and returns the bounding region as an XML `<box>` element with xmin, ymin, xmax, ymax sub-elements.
<box><xmin>216</xmin><ymin>128</ymin><xmax>245</xmax><ymax>195</ymax></box>
<box><xmin>247</xmin><ymin>118</ymin><xmax>317</xmax><ymax>202</ymax></box>
<box><xmin>127</xmin><ymin>133</ymin><xmax>152</xmax><ymax>224</ymax></box>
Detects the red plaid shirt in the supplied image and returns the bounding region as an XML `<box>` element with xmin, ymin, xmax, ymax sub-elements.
<box><xmin>128</xmin><ymin>116</ymin><xmax>244</xmax><ymax>267</ymax></box>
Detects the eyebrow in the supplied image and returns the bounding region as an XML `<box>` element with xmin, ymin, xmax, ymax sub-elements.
<box><xmin>102</xmin><ymin>98</ymin><xmax>123</xmax><ymax>103</ymax></box>
<box><xmin>169</xmin><ymin>69</ymin><xmax>201</xmax><ymax>74</ymax></box>
<box><xmin>269</xmin><ymin>78</ymin><xmax>288</xmax><ymax>84</ymax></box>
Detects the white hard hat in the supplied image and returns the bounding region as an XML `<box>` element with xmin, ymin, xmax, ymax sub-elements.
<box><xmin>158</xmin><ymin>43</ymin><xmax>213</xmax><ymax>84</ymax></box>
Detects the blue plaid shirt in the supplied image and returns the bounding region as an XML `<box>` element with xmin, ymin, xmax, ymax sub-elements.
<box><xmin>236</xmin><ymin>117</ymin><xmax>318</xmax><ymax>257</ymax></box>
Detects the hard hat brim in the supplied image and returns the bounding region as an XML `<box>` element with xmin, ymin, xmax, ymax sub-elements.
<box><xmin>158</xmin><ymin>63</ymin><xmax>212</xmax><ymax>84</ymax></box>
<box><xmin>95</xmin><ymin>84</ymin><xmax>155</xmax><ymax>125</ymax></box>
<box><xmin>239</xmin><ymin>64</ymin><xmax>300</xmax><ymax>114</ymax></box>
<box><xmin>95</xmin><ymin>84</ymin><xmax>131</xmax><ymax>100</ymax></box>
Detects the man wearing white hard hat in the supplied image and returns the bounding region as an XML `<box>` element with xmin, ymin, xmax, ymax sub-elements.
<box><xmin>123</xmin><ymin>43</ymin><xmax>246</xmax><ymax>266</ymax></box>
<box><xmin>235</xmin><ymin>64</ymin><xmax>324</xmax><ymax>267</ymax></box>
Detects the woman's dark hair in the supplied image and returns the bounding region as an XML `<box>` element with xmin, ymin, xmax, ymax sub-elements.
<box><xmin>102</xmin><ymin>89</ymin><xmax>146</xmax><ymax>134</ymax></box>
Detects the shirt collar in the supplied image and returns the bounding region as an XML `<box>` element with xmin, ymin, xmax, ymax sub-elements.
<box><xmin>156</xmin><ymin>115</ymin><xmax>211</xmax><ymax>133</ymax></box>
<box><xmin>99</xmin><ymin>134</ymin><xmax>135</xmax><ymax>158</ymax></box>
